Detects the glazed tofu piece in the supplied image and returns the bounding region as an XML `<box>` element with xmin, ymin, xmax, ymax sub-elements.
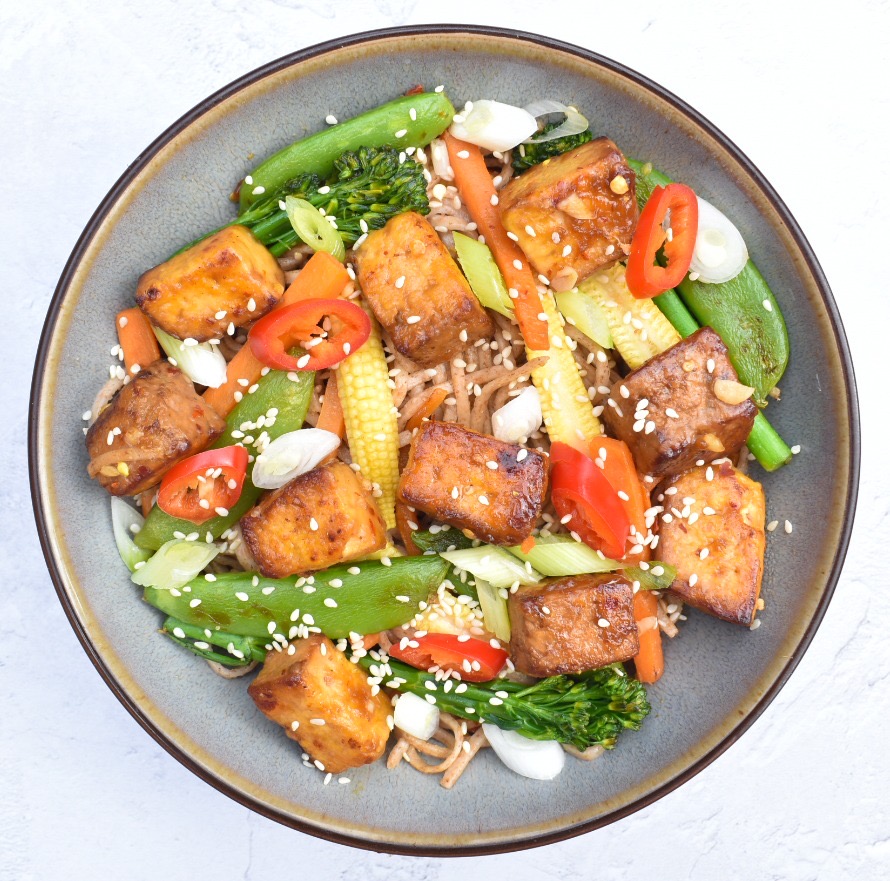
<box><xmin>498</xmin><ymin>138</ymin><xmax>638</xmax><ymax>290</ymax></box>
<box><xmin>85</xmin><ymin>360</ymin><xmax>225</xmax><ymax>496</ymax></box>
<box><xmin>136</xmin><ymin>225</ymin><xmax>284</xmax><ymax>342</ymax></box>
<box><xmin>657</xmin><ymin>462</ymin><xmax>766</xmax><ymax>626</ymax></box>
<box><xmin>601</xmin><ymin>327</ymin><xmax>757</xmax><ymax>480</ymax></box>
<box><xmin>247</xmin><ymin>635</ymin><xmax>393</xmax><ymax>774</ymax></box>
<box><xmin>508</xmin><ymin>574</ymin><xmax>639</xmax><ymax>677</ymax></box>
<box><xmin>240</xmin><ymin>461</ymin><xmax>386</xmax><ymax>578</ymax></box>
<box><xmin>354</xmin><ymin>212</ymin><xmax>493</xmax><ymax>367</ymax></box>
<box><xmin>397</xmin><ymin>421</ymin><xmax>548</xmax><ymax>545</ymax></box>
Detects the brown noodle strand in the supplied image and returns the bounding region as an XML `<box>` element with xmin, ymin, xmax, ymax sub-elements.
<box><xmin>441</xmin><ymin>726</ymin><xmax>490</xmax><ymax>790</ymax></box>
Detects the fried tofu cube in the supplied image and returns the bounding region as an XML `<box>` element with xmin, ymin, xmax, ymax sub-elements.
<box><xmin>498</xmin><ymin>138</ymin><xmax>638</xmax><ymax>290</ymax></box>
<box><xmin>508</xmin><ymin>574</ymin><xmax>639</xmax><ymax>677</ymax></box>
<box><xmin>247</xmin><ymin>634</ymin><xmax>392</xmax><ymax>774</ymax></box>
<box><xmin>354</xmin><ymin>212</ymin><xmax>493</xmax><ymax>367</ymax></box>
<box><xmin>397</xmin><ymin>421</ymin><xmax>548</xmax><ymax>546</ymax></box>
<box><xmin>86</xmin><ymin>361</ymin><xmax>225</xmax><ymax>496</ymax></box>
<box><xmin>240</xmin><ymin>462</ymin><xmax>386</xmax><ymax>578</ymax></box>
<box><xmin>602</xmin><ymin>327</ymin><xmax>757</xmax><ymax>479</ymax></box>
<box><xmin>136</xmin><ymin>225</ymin><xmax>284</xmax><ymax>342</ymax></box>
<box><xmin>657</xmin><ymin>462</ymin><xmax>766</xmax><ymax>625</ymax></box>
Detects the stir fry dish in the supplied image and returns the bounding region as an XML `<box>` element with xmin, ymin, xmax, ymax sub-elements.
<box><xmin>85</xmin><ymin>89</ymin><xmax>795</xmax><ymax>787</ymax></box>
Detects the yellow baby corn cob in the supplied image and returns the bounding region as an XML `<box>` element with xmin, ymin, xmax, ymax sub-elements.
<box><xmin>336</xmin><ymin>304</ymin><xmax>399</xmax><ymax>529</ymax></box>
<box><xmin>526</xmin><ymin>289</ymin><xmax>603</xmax><ymax>451</ymax></box>
<box><xmin>577</xmin><ymin>264</ymin><xmax>680</xmax><ymax>369</ymax></box>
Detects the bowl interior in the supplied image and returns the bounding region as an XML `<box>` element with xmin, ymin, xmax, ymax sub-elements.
<box><xmin>33</xmin><ymin>28</ymin><xmax>856</xmax><ymax>854</ymax></box>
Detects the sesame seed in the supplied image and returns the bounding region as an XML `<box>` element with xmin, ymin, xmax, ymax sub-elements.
<box><xmin>394</xmin><ymin>129</ymin><xmax>408</xmax><ymax>138</ymax></box>
<box><xmin>517</xmin><ymin>449</ymin><xmax>528</xmax><ymax>462</ymax></box>
<box><xmin>617</xmin><ymin>491</ymin><xmax>630</xmax><ymax>501</ymax></box>
<box><xmin>310</xmin><ymin>718</ymin><xmax>326</xmax><ymax>726</ymax></box>
<box><xmin>252</xmin><ymin>186</ymin><xmax>265</xmax><ymax>195</ymax></box>
<box><xmin>699</xmin><ymin>548</ymin><xmax>709</xmax><ymax>560</ymax></box>
<box><xmin>490</xmin><ymin>194</ymin><xmax>499</xmax><ymax>206</ymax></box>
<box><xmin>665</xmin><ymin>407</ymin><xmax>679</xmax><ymax>419</ymax></box>
<box><xmin>706</xmin><ymin>358</ymin><xmax>715</xmax><ymax>374</ymax></box>
<box><xmin>598</xmin><ymin>618</ymin><xmax>610</xmax><ymax>628</ymax></box>
<box><xmin>785</xmin><ymin>520</ymin><xmax>793</xmax><ymax>534</ymax></box>
<box><xmin>406</xmin><ymin>315</ymin><xmax>421</xmax><ymax>324</ymax></box>
<box><xmin>513</xmin><ymin>259</ymin><xmax>524</xmax><ymax>271</ymax></box>
<box><xmin>562</xmin><ymin>244</ymin><xmax>572</xmax><ymax>257</ymax></box>
<box><xmin>791</xmin><ymin>445</ymin><xmax>801</xmax><ymax>455</ymax></box>
<box><xmin>381</xmin><ymin>556</ymin><xmax>392</xmax><ymax>567</ymax></box>
<box><xmin>395</xmin><ymin>275</ymin><xmax>406</xmax><ymax>289</ymax></box>
<box><xmin>763</xmin><ymin>299</ymin><xmax>773</xmax><ymax>312</ymax></box>
<box><xmin>189</xmin><ymin>599</ymin><xmax>202</xmax><ymax>608</ymax></box>
<box><xmin>457</xmin><ymin>150</ymin><xmax>470</xmax><ymax>159</ymax></box>
<box><xmin>324</xmin><ymin>598</ymin><xmax>338</xmax><ymax>608</ymax></box>
<box><xmin>309</xmin><ymin>517</ymin><xmax>319</xmax><ymax>531</ymax></box>
<box><xmin>296</xmin><ymin>354</ymin><xmax>311</xmax><ymax>368</ymax></box>
<box><xmin>478</xmin><ymin>495</ymin><xmax>490</xmax><ymax>506</ymax></box>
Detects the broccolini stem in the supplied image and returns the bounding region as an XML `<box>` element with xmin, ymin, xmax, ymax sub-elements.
<box><xmin>161</xmin><ymin>617</ymin><xmax>266</xmax><ymax>666</ymax></box>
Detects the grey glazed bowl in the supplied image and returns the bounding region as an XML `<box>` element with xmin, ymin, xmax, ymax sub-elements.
<box><xmin>31</xmin><ymin>26</ymin><xmax>858</xmax><ymax>854</ymax></box>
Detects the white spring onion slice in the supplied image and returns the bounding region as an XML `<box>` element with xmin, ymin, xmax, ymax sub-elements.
<box><xmin>110</xmin><ymin>497</ymin><xmax>152</xmax><ymax>572</ymax></box>
<box><xmin>523</xmin><ymin>100</ymin><xmax>589</xmax><ymax>143</ymax></box>
<box><xmin>689</xmin><ymin>196</ymin><xmax>749</xmax><ymax>284</ymax></box>
<box><xmin>251</xmin><ymin>428</ymin><xmax>341</xmax><ymax>490</ymax></box>
<box><xmin>491</xmin><ymin>386</ymin><xmax>543</xmax><ymax>444</ymax></box>
<box><xmin>453</xmin><ymin>232</ymin><xmax>514</xmax><ymax>319</ymax></box>
<box><xmin>130</xmin><ymin>539</ymin><xmax>220</xmax><ymax>591</ymax></box>
<box><xmin>393</xmin><ymin>692</ymin><xmax>440</xmax><ymax>741</ymax></box>
<box><xmin>482</xmin><ymin>724</ymin><xmax>565</xmax><ymax>780</ymax></box>
<box><xmin>284</xmin><ymin>196</ymin><xmax>346</xmax><ymax>262</ymax></box>
<box><xmin>153</xmin><ymin>327</ymin><xmax>228</xmax><ymax>389</ymax></box>
<box><xmin>429</xmin><ymin>138</ymin><xmax>453</xmax><ymax>181</ymax></box>
<box><xmin>449</xmin><ymin>100</ymin><xmax>538</xmax><ymax>153</ymax></box>
<box><xmin>475</xmin><ymin>578</ymin><xmax>511</xmax><ymax>642</ymax></box>
<box><xmin>441</xmin><ymin>546</ymin><xmax>541</xmax><ymax>589</ymax></box>
<box><xmin>506</xmin><ymin>533</ymin><xmax>618</xmax><ymax>577</ymax></box>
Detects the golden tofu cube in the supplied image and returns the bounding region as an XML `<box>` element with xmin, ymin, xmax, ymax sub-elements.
<box><xmin>248</xmin><ymin>635</ymin><xmax>392</xmax><ymax>774</ymax></box>
<box><xmin>85</xmin><ymin>361</ymin><xmax>225</xmax><ymax>496</ymax></box>
<box><xmin>240</xmin><ymin>461</ymin><xmax>387</xmax><ymax>578</ymax></box>
<box><xmin>509</xmin><ymin>574</ymin><xmax>639</xmax><ymax>677</ymax></box>
<box><xmin>136</xmin><ymin>225</ymin><xmax>284</xmax><ymax>342</ymax></box>
<box><xmin>397</xmin><ymin>421</ymin><xmax>548</xmax><ymax>546</ymax></box>
<box><xmin>354</xmin><ymin>212</ymin><xmax>493</xmax><ymax>367</ymax></box>
<box><xmin>499</xmin><ymin>138</ymin><xmax>638</xmax><ymax>289</ymax></box>
<box><xmin>657</xmin><ymin>462</ymin><xmax>766</xmax><ymax>626</ymax></box>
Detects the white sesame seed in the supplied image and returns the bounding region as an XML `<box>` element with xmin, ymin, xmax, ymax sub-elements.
<box><xmin>406</xmin><ymin>315</ymin><xmax>421</xmax><ymax>324</ymax></box>
<box><xmin>598</xmin><ymin>618</ymin><xmax>610</xmax><ymax>628</ymax></box>
<box><xmin>763</xmin><ymin>299</ymin><xmax>773</xmax><ymax>312</ymax></box>
<box><xmin>517</xmin><ymin>449</ymin><xmax>528</xmax><ymax>462</ymax></box>
<box><xmin>381</xmin><ymin>556</ymin><xmax>392</xmax><ymax>567</ymax></box>
<box><xmin>689</xmin><ymin>574</ymin><xmax>699</xmax><ymax>587</ymax></box>
<box><xmin>394</xmin><ymin>129</ymin><xmax>408</xmax><ymax>138</ymax></box>
<box><xmin>785</xmin><ymin>520</ymin><xmax>793</xmax><ymax>534</ymax></box>
<box><xmin>189</xmin><ymin>598</ymin><xmax>202</xmax><ymax>608</ymax></box>
<box><xmin>478</xmin><ymin>495</ymin><xmax>490</xmax><ymax>506</ymax></box>
<box><xmin>699</xmin><ymin>548</ymin><xmax>709</xmax><ymax>560</ymax></box>
<box><xmin>791</xmin><ymin>445</ymin><xmax>801</xmax><ymax>455</ymax></box>
<box><xmin>490</xmin><ymin>194</ymin><xmax>499</xmax><ymax>206</ymax></box>
<box><xmin>309</xmin><ymin>517</ymin><xmax>319</xmax><ymax>531</ymax></box>
<box><xmin>324</xmin><ymin>598</ymin><xmax>338</xmax><ymax>608</ymax></box>
<box><xmin>513</xmin><ymin>259</ymin><xmax>524</xmax><ymax>270</ymax></box>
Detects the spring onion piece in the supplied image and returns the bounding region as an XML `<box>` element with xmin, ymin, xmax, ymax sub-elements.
<box><xmin>284</xmin><ymin>196</ymin><xmax>346</xmax><ymax>262</ymax></box>
<box><xmin>483</xmin><ymin>723</ymin><xmax>565</xmax><ymax>780</ymax></box>
<box><xmin>555</xmin><ymin>288</ymin><xmax>613</xmax><ymax>349</ymax></box>
<box><xmin>393</xmin><ymin>692</ymin><xmax>440</xmax><ymax>740</ymax></box>
<box><xmin>453</xmin><ymin>232</ymin><xmax>514</xmax><ymax>318</ymax></box>
<box><xmin>523</xmin><ymin>100</ymin><xmax>589</xmax><ymax>144</ymax></box>
<box><xmin>130</xmin><ymin>539</ymin><xmax>220</xmax><ymax>591</ymax></box>
<box><xmin>152</xmin><ymin>327</ymin><xmax>228</xmax><ymax>389</ymax></box>
<box><xmin>110</xmin><ymin>497</ymin><xmax>152</xmax><ymax>572</ymax></box>
<box><xmin>440</xmin><ymin>546</ymin><xmax>541</xmax><ymax>589</ymax></box>
<box><xmin>689</xmin><ymin>196</ymin><xmax>749</xmax><ymax>284</ymax></box>
<box><xmin>449</xmin><ymin>100</ymin><xmax>538</xmax><ymax>153</ymax></box>
<box><xmin>507</xmin><ymin>535</ymin><xmax>677</xmax><ymax>591</ymax></box>
<box><xmin>429</xmin><ymin>138</ymin><xmax>453</xmax><ymax>181</ymax></box>
<box><xmin>251</xmin><ymin>428</ymin><xmax>341</xmax><ymax>490</ymax></box>
<box><xmin>491</xmin><ymin>386</ymin><xmax>543</xmax><ymax>444</ymax></box>
<box><xmin>475</xmin><ymin>578</ymin><xmax>511</xmax><ymax>642</ymax></box>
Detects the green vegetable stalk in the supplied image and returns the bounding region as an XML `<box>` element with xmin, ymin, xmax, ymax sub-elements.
<box><xmin>239</xmin><ymin>91</ymin><xmax>455</xmax><ymax>211</ymax></box>
<box><xmin>143</xmin><ymin>555</ymin><xmax>450</xmax><ymax>641</ymax></box>
<box><xmin>161</xmin><ymin>617</ymin><xmax>267</xmax><ymax>667</ymax></box>
<box><xmin>362</xmin><ymin>655</ymin><xmax>650</xmax><ymax>750</ymax></box>
<box><xmin>135</xmin><ymin>364</ymin><xmax>315</xmax><ymax>550</ymax></box>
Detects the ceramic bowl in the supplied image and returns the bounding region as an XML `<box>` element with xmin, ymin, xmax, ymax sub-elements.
<box><xmin>30</xmin><ymin>25</ymin><xmax>859</xmax><ymax>855</ymax></box>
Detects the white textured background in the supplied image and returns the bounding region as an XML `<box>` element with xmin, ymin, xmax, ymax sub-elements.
<box><xmin>4</xmin><ymin>1</ymin><xmax>889</xmax><ymax>878</ymax></box>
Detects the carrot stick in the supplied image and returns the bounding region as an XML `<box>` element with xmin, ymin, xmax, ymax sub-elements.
<box><xmin>443</xmin><ymin>132</ymin><xmax>549</xmax><ymax>350</ymax></box>
<box><xmin>202</xmin><ymin>251</ymin><xmax>350</xmax><ymax>416</ymax></box>
<box><xmin>395</xmin><ymin>502</ymin><xmax>422</xmax><ymax>556</ymax></box>
<box><xmin>316</xmin><ymin>372</ymin><xmax>346</xmax><ymax>438</ymax></box>
<box><xmin>405</xmin><ymin>387</ymin><xmax>449</xmax><ymax>433</ymax></box>
<box><xmin>116</xmin><ymin>308</ymin><xmax>161</xmax><ymax>376</ymax></box>
<box><xmin>632</xmin><ymin>589</ymin><xmax>665</xmax><ymax>684</ymax></box>
<box><xmin>361</xmin><ymin>633</ymin><xmax>382</xmax><ymax>650</ymax></box>
<box><xmin>520</xmin><ymin>535</ymin><xmax>536</xmax><ymax>555</ymax></box>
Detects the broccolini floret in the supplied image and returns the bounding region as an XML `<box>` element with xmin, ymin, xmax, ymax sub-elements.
<box><xmin>512</xmin><ymin>122</ymin><xmax>594</xmax><ymax>174</ymax></box>
<box><xmin>361</xmin><ymin>655</ymin><xmax>650</xmax><ymax>750</ymax></box>
<box><xmin>179</xmin><ymin>146</ymin><xmax>430</xmax><ymax>258</ymax></box>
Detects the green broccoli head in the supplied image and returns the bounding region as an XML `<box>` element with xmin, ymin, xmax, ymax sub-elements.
<box><xmin>512</xmin><ymin>122</ymin><xmax>594</xmax><ymax>175</ymax></box>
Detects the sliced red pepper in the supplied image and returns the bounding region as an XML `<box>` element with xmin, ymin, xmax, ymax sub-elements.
<box><xmin>389</xmin><ymin>633</ymin><xmax>508</xmax><ymax>682</ymax></box>
<box><xmin>248</xmin><ymin>298</ymin><xmax>371</xmax><ymax>371</ymax></box>
<box><xmin>626</xmin><ymin>183</ymin><xmax>698</xmax><ymax>299</ymax></box>
<box><xmin>156</xmin><ymin>445</ymin><xmax>249</xmax><ymax>525</ymax></box>
<box><xmin>549</xmin><ymin>441</ymin><xmax>631</xmax><ymax>560</ymax></box>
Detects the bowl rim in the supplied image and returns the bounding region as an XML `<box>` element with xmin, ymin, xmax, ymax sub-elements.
<box><xmin>29</xmin><ymin>23</ymin><xmax>860</xmax><ymax>856</ymax></box>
